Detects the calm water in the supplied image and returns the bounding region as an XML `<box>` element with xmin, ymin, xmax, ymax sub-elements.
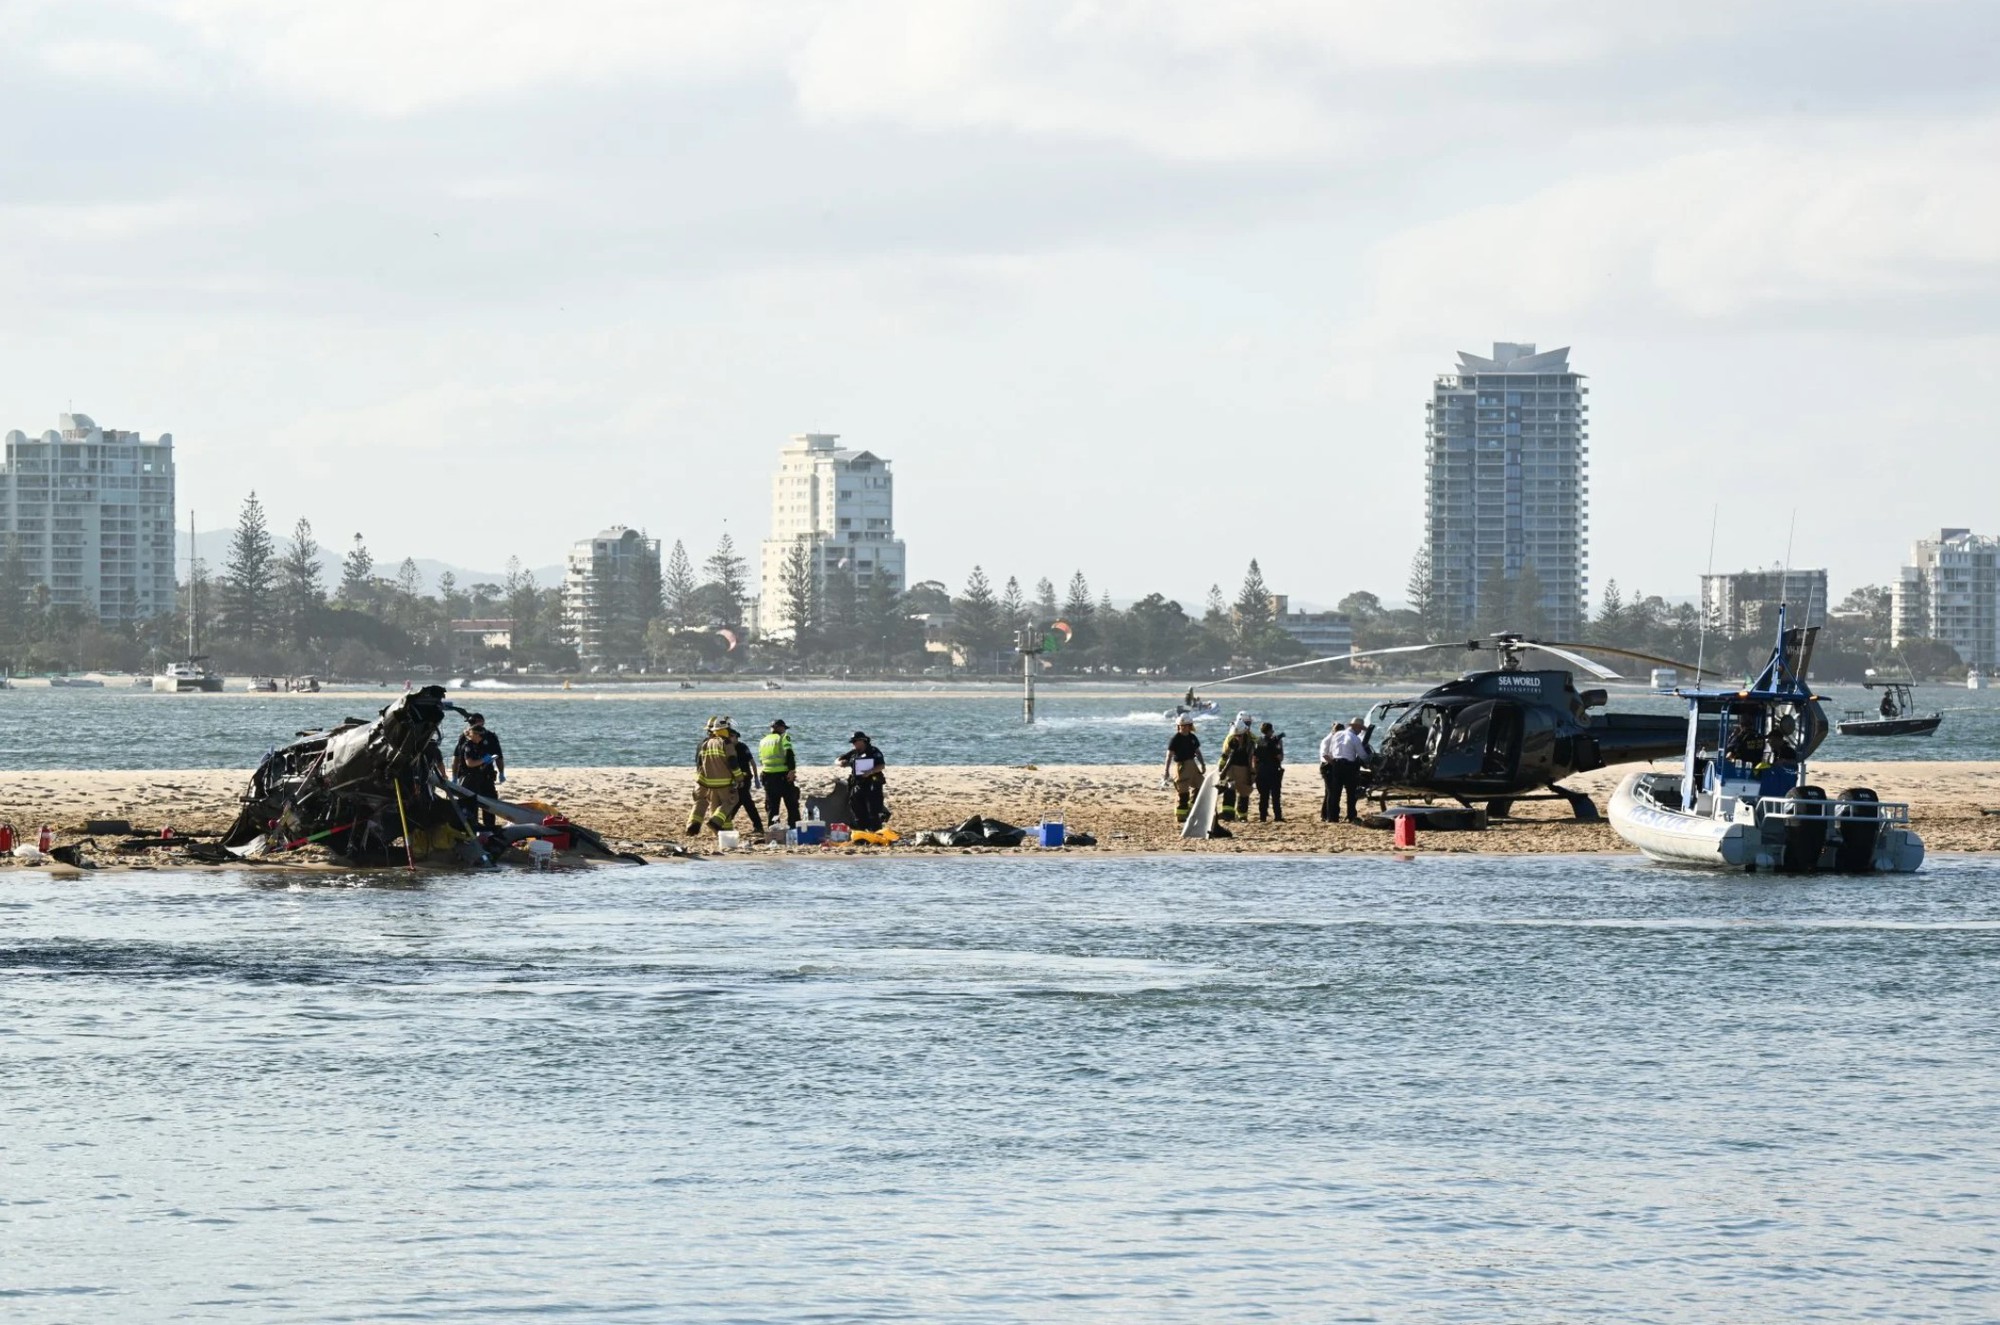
<box><xmin>2</xmin><ymin>682</ymin><xmax>1996</xmax><ymax>768</ymax></box>
<box><xmin>4</xmin><ymin>853</ymin><xmax>1998</xmax><ymax>1322</ymax></box>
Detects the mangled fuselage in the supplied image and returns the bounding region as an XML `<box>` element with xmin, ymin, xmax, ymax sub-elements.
<box><xmin>223</xmin><ymin>685</ymin><xmax>635</xmax><ymax>865</ymax></box>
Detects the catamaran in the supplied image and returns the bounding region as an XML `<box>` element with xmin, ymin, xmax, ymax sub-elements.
<box><xmin>1610</xmin><ymin>607</ymin><xmax>1924</xmax><ymax>873</ymax></box>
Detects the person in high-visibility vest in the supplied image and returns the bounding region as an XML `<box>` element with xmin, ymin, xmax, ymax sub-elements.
<box><xmin>686</xmin><ymin>716</ymin><xmax>740</xmax><ymax>835</ymax></box>
<box><xmin>758</xmin><ymin>718</ymin><xmax>801</xmax><ymax>828</ymax></box>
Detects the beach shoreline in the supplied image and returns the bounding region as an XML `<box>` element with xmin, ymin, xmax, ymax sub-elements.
<box><xmin>3</xmin><ymin>761</ymin><xmax>1998</xmax><ymax>861</ymax></box>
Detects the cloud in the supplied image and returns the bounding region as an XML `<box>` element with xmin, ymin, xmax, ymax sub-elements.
<box><xmin>1340</xmin><ymin>117</ymin><xmax>2000</xmax><ymax>350</ymax></box>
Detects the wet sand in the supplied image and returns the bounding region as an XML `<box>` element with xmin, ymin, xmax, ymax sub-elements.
<box><xmin>3</xmin><ymin>761</ymin><xmax>1999</xmax><ymax>858</ymax></box>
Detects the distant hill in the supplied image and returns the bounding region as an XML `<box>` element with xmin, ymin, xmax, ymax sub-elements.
<box><xmin>185</xmin><ymin>530</ymin><xmax>563</xmax><ymax>593</ymax></box>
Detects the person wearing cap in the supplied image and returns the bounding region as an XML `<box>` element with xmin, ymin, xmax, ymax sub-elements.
<box><xmin>1163</xmin><ymin>716</ymin><xmax>1205</xmax><ymax>824</ymax></box>
<box><xmin>758</xmin><ymin>719</ymin><xmax>802</xmax><ymax>828</ymax></box>
<box><xmin>452</xmin><ymin>712</ymin><xmax>506</xmax><ymax>829</ymax></box>
<box><xmin>837</xmin><ymin>731</ymin><xmax>888</xmax><ymax>831</ymax></box>
<box><xmin>1216</xmin><ymin>712</ymin><xmax>1257</xmax><ymax>822</ymax></box>
<box><xmin>686</xmin><ymin>716</ymin><xmax>740</xmax><ymax>836</ymax></box>
<box><xmin>1321</xmin><ymin>716</ymin><xmax>1369</xmax><ymax>823</ymax></box>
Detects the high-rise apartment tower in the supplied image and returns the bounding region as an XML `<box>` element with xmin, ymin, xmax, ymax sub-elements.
<box><xmin>1893</xmin><ymin>528</ymin><xmax>2000</xmax><ymax>669</ymax></box>
<box><xmin>1423</xmin><ymin>344</ymin><xmax>1589</xmax><ymax>638</ymax></box>
<box><xmin>0</xmin><ymin>412</ymin><xmax>177</xmax><ymax>622</ymax></box>
<box><xmin>759</xmin><ymin>433</ymin><xmax>906</xmax><ymax>638</ymax></box>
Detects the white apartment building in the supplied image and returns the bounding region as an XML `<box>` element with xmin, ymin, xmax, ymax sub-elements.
<box><xmin>562</xmin><ymin>525</ymin><xmax>661</xmax><ymax>666</ymax></box>
<box><xmin>1700</xmin><ymin>568</ymin><xmax>1829</xmax><ymax>635</ymax></box>
<box><xmin>1423</xmin><ymin>343</ymin><xmax>1589</xmax><ymax>638</ymax></box>
<box><xmin>1892</xmin><ymin>528</ymin><xmax>2000</xmax><ymax>669</ymax></box>
<box><xmin>758</xmin><ymin>433</ymin><xmax>907</xmax><ymax>637</ymax></box>
<box><xmin>0</xmin><ymin>412</ymin><xmax>177</xmax><ymax>621</ymax></box>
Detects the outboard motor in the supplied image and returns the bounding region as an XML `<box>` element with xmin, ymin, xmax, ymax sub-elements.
<box><xmin>1781</xmin><ymin>785</ymin><xmax>1829</xmax><ymax>872</ymax></box>
<box><xmin>1835</xmin><ymin>788</ymin><xmax>1882</xmax><ymax>872</ymax></box>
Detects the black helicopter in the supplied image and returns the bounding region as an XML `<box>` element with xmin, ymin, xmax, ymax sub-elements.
<box><xmin>1215</xmin><ymin>634</ymin><xmax>1700</xmax><ymax>820</ymax></box>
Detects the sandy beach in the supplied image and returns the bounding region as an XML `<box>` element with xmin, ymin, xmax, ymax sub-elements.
<box><xmin>3</xmin><ymin>761</ymin><xmax>2000</xmax><ymax>859</ymax></box>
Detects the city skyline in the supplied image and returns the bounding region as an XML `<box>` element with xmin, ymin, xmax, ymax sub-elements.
<box><xmin>1</xmin><ymin>4</ymin><xmax>1994</xmax><ymax>604</ymax></box>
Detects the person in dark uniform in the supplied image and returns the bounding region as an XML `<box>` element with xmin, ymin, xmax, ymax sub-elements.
<box><xmin>1253</xmin><ymin>722</ymin><xmax>1286</xmax><ymax>822</ymax></box>
<box><xmin>725</xmin><ymin>719</ymin><xmax>766</xmax><ymax>834</ymax></box>
<box><xmin>838</xmin><ymin>731</ymin><xmax>888</xmax><ymax>830</ymax></box>
<box><xmin>452</xmin><ymin>713</ymin><xmax>506</xmax><ymax>829</ymax></box>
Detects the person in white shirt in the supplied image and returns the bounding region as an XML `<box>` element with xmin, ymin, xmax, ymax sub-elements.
<box><xmin>1320</xmin><ymin>716</ymin><xmax>1370</xmax><ymax>823</ymax></box>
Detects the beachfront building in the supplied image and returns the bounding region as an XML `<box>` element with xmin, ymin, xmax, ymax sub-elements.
<box><xmin>1422</xmin><ymin>343</ymin><xmax>1589</xmax><ymax>638</ymax></box>
<box><xmin>1892</xmin><ymin>529</ymin><xmax>2000</xmax><ymax>669</ymax></box>
<box><xmin>449</xmin><ymin>618</ymin><xmax>515</xmax><ymax>672</ymax></box>
<box><xmin>1700</xmin><ymin>567</ymin><xmax>1829</xmax><ymax>635</ymax></box>
<box><xmin>562</xmin><ymin>526</ymin><xmax>661</xmax><ymax>668</ymax></box>
<box><xmin>758</xmin><ymin>433</ymin><xmax>907</xmax><ymax>640</ymax></box>
<box><xmin>0</xmin><ymin>412</ymin><xmax>177</xmax><ymax>622</ymax></box>
<box><xmin>1266</xmin><ymin>595</ymin><xmax>1353</xmax><ymax>654</ymax></box>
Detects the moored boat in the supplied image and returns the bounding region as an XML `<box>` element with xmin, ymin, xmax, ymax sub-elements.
<box><xmin>1609</xmin><ymin>607</ymin><xmax>1924</xmax><ymax>873</ymax></box>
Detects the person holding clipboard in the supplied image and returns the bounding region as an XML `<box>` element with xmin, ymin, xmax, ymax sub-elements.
<box><xmin>838</xmin><ymin>731</ymin><xmax>889</xmax><ymax>830</ymax></box>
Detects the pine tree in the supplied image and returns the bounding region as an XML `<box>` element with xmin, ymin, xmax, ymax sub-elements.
<box><xmin>823</xmin><ymin>565</ymin><xmax>858</xmax><ymax>655</ymax></box>
<box><xmin>276</xmin><ymin>518</ymin><xmax>324</xmax><ymax>649</ymax></box>
<box><xmin>1405</xmin><ymin>547</ymin><xmax>1435</xmax><ymax>637</ymax></box>
<box><xmin>1593</xmin><ymin>578</ymin><xmax>1625</xmax><ymax>643</ymax></box>
<box><xmin>1234</xmin><ymin>559</ymin><xmax>1273</xmax><ymax>643</ymax></box>
<box><xmin>222</xmin><ymin>492</ymin><xmax>276</xmax><ymax>642</ymax></box>
<box><xmin>1000</xmin><ymin>576</ymin><xmax>1026</xmax><ymax>637</ymax></box>
<box><xmin>629</xmin><ymin>541</ymin><xmax>663</xmax><ymax>633</ymax></box>
<box><xmin>1063</xmin><ymin>571</ymin><xmax>1095</xmax><ymax>623</ymax></box>
<box><xmin>339</xmin><ymin>534</ymin><xmax>374</xmax><ymax>605</ymax></box>
<box><xmin>1204</xmin><ymin>584</ymin><xmax>1227</xmax><ymax>627</ymax></box>
<box><xmin>782</xmin><ymin>538</ymin><xmax>816</xmax><ymax>657</ymax></box>
<box><xmin>953</xmin><ymin>566</ymin><xmax>1002</xmax><ymax>666</ymax></box>
<box><xmin>860</xmin><ymin>568</ymin><xmax>904</xmax><ymax>666</ymax></box>
<box><xmin>663</xmin><ymin>540</ymin><xmax>696</xmax><ymax>630</ymax></box>
<box><xmin>703</xmin><ymin>533</ymin><xmax>748</xmax><ymax>628</ymax></box>
<box><xmin>1035</xmin><ymin>577</ymin><xmax>1058</xmax><ymax>621</ymax></box>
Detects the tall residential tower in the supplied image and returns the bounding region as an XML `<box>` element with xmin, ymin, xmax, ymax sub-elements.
<box><xmin>0</xmin><ymin>412</ymin><xmax>177</xmax><ymax>622</ymax></box>
<box><xmin>1423</xmin><ymin>344</ymin><xmax>1589</xmax><ymax>638</ymax></box>
<box><xmin>759</xmin><ymin>433</ymin><xmax>906</xmax><ymax>638</ymax></box>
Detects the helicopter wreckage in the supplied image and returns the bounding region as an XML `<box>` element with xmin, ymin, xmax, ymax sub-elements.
<box><xmin>220</xmin><ymin>686</ymin><xmax>643</xmax><ymax>866</ymax></box>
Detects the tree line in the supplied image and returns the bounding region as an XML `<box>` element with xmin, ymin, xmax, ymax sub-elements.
<box><xmin>0</xmin><ymin>493</ymin><xmax>1970</xmax><ymax>683</ymax></box>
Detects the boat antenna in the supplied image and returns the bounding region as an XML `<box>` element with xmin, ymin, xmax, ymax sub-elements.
<box><xmin>1694</xmin><ymin>504</ymin><xmax>1718</xmax><ymax>686</ymax></box>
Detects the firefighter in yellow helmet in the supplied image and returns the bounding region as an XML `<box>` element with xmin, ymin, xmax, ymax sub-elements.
<box><xmin>686</xmin><ymin>716</ymin><xmax>740</xmax><ymax>836</ymax></box>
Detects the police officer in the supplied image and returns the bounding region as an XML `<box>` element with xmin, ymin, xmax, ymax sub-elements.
<box><xmin>837</xmin><ymin>731</ymin><xmax>888</xmax><ymax>831</ymax></box>
<box><xmin>452</xmin><ymin>713</ymin><xmax>506</xmax><ymax>830</ymax></box>
<box><xmin>759</xmin><ymin>719</ymin><xmax>801</xmax><ymax>828</ymax></box>
<box><xmin>686</xmin><ymin>717</ymin><xmax>740</xmax><ymax>836</ymax></box>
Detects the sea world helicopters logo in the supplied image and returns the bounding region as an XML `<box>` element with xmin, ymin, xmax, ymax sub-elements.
<box><xmin>1496</xmin><ymin>675</ymin><xmax>1543</xmax><ymax>689</ymax></box>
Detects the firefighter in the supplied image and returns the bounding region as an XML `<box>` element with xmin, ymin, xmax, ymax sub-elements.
<box><xmin>1216</xmin><ymin>712</ymin><xmax>1257</xmax><ymax>822</ymax></box>
<box><xmin>759</xmin><ymin>719</ymin><xmax>801</xmax><ymax>828</ymax></box>
<box><xmin>1163</xmin><ymin>715</ymin><xmax>1205</xmax><ymax>823</ymax></box>
<box><xmin>685</xmin><ymin>716</ymin><xmax>740</xmax><ymax>836</ymax></box>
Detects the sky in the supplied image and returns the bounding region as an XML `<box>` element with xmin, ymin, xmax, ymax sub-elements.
<box><xmin>2</xmin><ymin>0</ymin><xmax>1996</xmax><ymax>611</ymax></box>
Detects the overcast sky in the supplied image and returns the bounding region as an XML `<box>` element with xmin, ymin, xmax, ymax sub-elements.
<box><xmin>3</xmin><ymin>0</ymin><xmax>1995</xmax><ymax>608</ymax></box>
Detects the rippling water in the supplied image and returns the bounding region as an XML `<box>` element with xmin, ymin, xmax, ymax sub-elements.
<box><xmin>5</xmin><ymin>854</ymin><xmax>1998</xmax><ymax>1321</ymax></box>
<box><xmin>2</xmin><ymin>682</ymin><xmax>1996</xmax><ymax>768</ymax></box>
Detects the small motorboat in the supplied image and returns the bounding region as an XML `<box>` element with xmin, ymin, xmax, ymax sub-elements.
<box><xmin>247</xmin><ymin>676</ymin><xmax>280</xmax><ymax>693</ymax></box>
<box><xmin>1610</xmin><ymin>607</ymin><xmax>1924</xmax><ymax>873</ymax></box>
<box><xmin>48</xmin><ymin>675</ymin><xmax>105</xmax><ymax>688</ymax></box>
<box><xmin>1969</xmin><ymin>668</ymin><xmax>1985</xmax><ymax>691</ymax></box>
<box><xmin>1163</xmin><ymin>696</ymin><xmax>1220</xmax><ymax>720</ymax></box>
<box><xmin>1836</xmin><ymin>682</ymin><xmax>1941</xmax><ymax>738</ymax></box>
